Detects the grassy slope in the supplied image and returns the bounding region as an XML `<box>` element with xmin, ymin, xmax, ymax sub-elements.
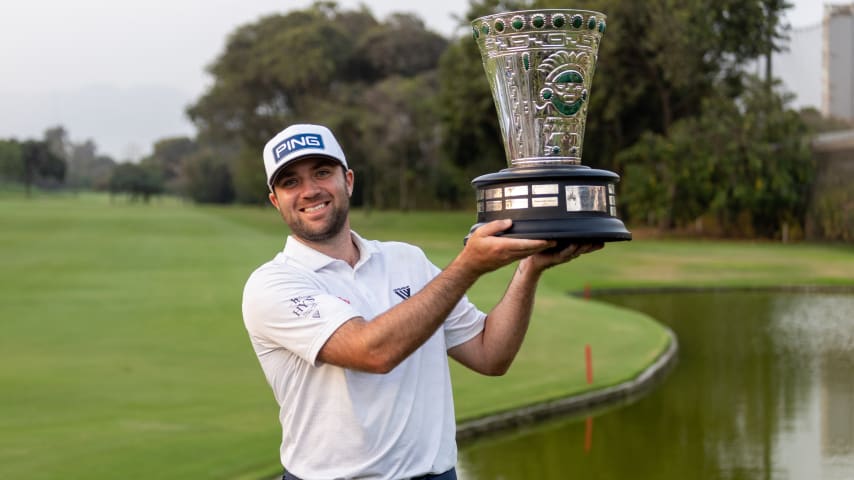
<box><xmin>1</xmin><ymin>194</ymin><xmax>851</xmax><ymax>479</ymax></box>
<box><xmin>1</xmin><ymin>194</ymin><xmax>279</xmax><ymax>479</ymax></box>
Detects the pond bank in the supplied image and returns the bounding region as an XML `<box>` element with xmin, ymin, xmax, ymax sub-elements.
<box><xmin>576</xmin><ymin>284</ymin><xmax>854</xmax><ymax>296</ymax></box>
<box><xmin>457</xmin><ymin>326</ymin><xmax>679</xmax><ymax>442</ymax></box>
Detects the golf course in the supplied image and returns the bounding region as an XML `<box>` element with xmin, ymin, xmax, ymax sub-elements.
<box><xmin>2</xmin><ymin>192</ymin><xmax>852</xmax><ymax>479</ymax></box>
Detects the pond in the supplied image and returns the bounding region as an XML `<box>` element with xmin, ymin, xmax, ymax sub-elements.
<box><xmin>458</xmin><ymin>291</ymin><xmax>854</xmax><ymax>479</ymax></box>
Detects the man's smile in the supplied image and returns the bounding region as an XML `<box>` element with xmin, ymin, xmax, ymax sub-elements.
<box><xmin>302</xmin><ymin>201</ymin><xmax>330</xmax><ymax>213</ymax></box>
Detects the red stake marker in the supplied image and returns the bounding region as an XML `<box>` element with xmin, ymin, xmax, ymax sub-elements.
<box><xmin>585</xmin><ymin>344</ymin><xmax>593</xmax><ymax>385</ymax></box>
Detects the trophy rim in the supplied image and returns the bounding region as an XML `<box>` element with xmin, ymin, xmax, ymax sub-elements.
<box><xmin>471</xmin><ymin>9</ymin><xmax>607</xmax><ymax>25</ymax></box>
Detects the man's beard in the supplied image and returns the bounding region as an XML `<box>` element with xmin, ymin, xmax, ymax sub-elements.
<box><xmin>288</xmin><ymin>202</ymin><xmax>349</xmax><ymax>243</ymax></box>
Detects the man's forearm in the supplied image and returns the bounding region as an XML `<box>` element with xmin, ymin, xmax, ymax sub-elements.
<box><xmin>477</xmin><ymin>260</ymin><xmax>542</xmax><ymax>374</ymax></box>
<box><xmin>358</xmin><ymin>259</ymin><xmax>481</xmax><ymax>371</ymax></box>
<box><xmin>449</xmin><ymin>242</ymin><xmax>602</xmax><ymax>375</ymax></box>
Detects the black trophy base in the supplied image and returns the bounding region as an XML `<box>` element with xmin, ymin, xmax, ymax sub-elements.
<box><xmin>466</xmin><ymin>165</ymin><xmax>632</xmax><ymax>244</ymax></box>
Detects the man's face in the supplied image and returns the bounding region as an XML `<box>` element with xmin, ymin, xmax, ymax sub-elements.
<box><xmin>268</xmin><ymin>157</ymin><xmax>353</xmax><ymax>244</ymax></box>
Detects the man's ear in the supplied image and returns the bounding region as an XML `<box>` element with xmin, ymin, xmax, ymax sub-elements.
<box><xmin>345</xmin><ymin>169</ymin><xmax>354</xmax><ymax>197</ymax></box>
<box><xmin>268</xmin><ymin>192</ymin><xmax>280</xmax><ymax>210</ymax></box>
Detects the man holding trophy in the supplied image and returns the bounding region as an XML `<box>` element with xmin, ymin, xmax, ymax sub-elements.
<box><xmin>241</xmin><ymin>8</ymin><xmax>621</xmax><ymax>480</ymax></box>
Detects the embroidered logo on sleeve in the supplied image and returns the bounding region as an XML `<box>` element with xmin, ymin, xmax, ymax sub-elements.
<box><xmin>393</xmin><ymin>286</ymin><xmax>411</xmax><ymax>300</ymax></box>
<box><xmin>290</xmin><ymin>296</ymin><xmax>319</xmax><ymax>318</ymax></box>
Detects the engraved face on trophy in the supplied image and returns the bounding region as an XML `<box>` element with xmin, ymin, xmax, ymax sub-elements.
<box><xmin>468</xmin><ymin>10</ymin><xmax>631</xmax><ymax>243</ymax></box>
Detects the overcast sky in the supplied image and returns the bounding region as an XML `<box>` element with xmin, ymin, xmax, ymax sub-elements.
<box><xmin>0</xmin><ymin>0</ymin><xmax>840</xmax><ymax>160</ymax></box>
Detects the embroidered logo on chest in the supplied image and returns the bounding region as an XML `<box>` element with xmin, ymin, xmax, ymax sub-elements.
<box><xmin>393</xmin><ymin>286</ymin><xmax>411</xmax><ymax>300</ymax></box>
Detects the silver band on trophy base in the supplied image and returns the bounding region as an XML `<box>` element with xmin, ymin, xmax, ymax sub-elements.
<box><xmin>467</xmin><ymin>9</ymin><xmax>631</xmax><ymax>243</ymax></box>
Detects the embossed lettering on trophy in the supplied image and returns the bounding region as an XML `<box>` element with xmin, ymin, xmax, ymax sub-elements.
<box><xmin>468</xmin><ymin>10</ymin><xmax>631</xmax><ymax>243</ymax></box>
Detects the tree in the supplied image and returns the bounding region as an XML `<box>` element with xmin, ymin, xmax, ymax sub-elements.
<box><xmin>187</xmin><ymin>2</ymin><xmax>451</xmax><ymax>207</ymax></box>
<box><xmin>182</xmin><ymin>149</ymin><xmax>235</xmax><ymax>204</ymax></box>
<box><xmin>355</xmin><ymin>13</ymin><xmax>448</xmax><ymax>79</ymax></box>
<box><xmin>225</xmin><ymin>142</ymin><xmax>268</xmax><ymax>205</ymax></box>
<box><xmin>186</xmin><ymin>3</ymin><xmax>374</xmax><ymax>204</ymax></box>
<box><xmin>618</xmin><ymin>76</ymin><xmax>813</xmax><ymax>237</ymax></box>
<box><xmin>358</xmin><ymin>73</ymin><xmax>443</xmax><ymax>210</ymax></box>
<box><xmin>21</xmin><ymin>140</ymin><xmax>65</xmax><ymax>195</ymax></box>
<box><xmin>66</xmin><ymin>139</ymin><xmax>116</xmax><ymax>190</ymax></box>
<box><xmin>108</xmin><ymin>163</ymin><xmax>164</xmax><ymax>202</ymax></box>
<box><xmin>44</xmin><ymin>126</ymin><xmax>71</xmax><ymax>164</ymax></box>
<box><xmin>760</xmin><ymin>0</ymin><xmax>793</xmax><ymax>89</ymax></box>
<box><xmin>0</xmin><ymin>139</ymin><xmax>23</xmax><ymax>183</ymax></box>
<box><xmin>139</xmin><ymin>136</ymin><xmax>198</xmax><ymax>194</ymax></box>
<box><xmin>187</xmin><ymin>4</ymin><xmax>365</xmax><ymax>147</ymax></box>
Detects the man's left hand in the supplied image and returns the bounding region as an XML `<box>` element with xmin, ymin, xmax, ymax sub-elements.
<box><xmin>523</xmin><ymin>242</ymin><xmax>604</xmax><ymax>273</ymax></box>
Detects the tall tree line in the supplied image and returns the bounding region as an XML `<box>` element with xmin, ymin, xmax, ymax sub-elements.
<box><xmin>1</xmin><ymin>127</ymin><xmax>71</xmax><ymax>196</ymax></box>
<box><xmin>3</xmin><ymin>0</ymin><xmax>820</xmax><ymax>239</ymax></box>
<box><xmin>187</xmin><ymin>0</ymin><xmax>811</xmax><ymax>238</ymax></box>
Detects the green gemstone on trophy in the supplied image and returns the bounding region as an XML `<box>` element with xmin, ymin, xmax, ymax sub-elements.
<box><xmin>495</xmin><ymin>19</ymin><xmax>505</xmax><ymax>32</ymax></box>
<box><xmin>552</xmin><ymin>14</ymin><xmax>565</xmax><ymax>28</ymax></box>
<box><xmin>512</xmin><ymin>16</ymin><xmax>524</xmax><ymax>30</ymax></box>
<box><xmin>555</xmin><ymin>70</ymin><xmax>584</xmax><ymax>84</ymax></box>
<box><xmin>552</xmin><ymin>146</ymin><xmax>561</xmax><ymax>155</ymax></box>
<box><xmin>532</xmin><ymin>15</ymin><xmax>545</xmax><ymax>28</ymax></box>
<box><xmin>572</xmin><ymin>14</ymin><xmax>583</xmax><ymax>28</ymax></box>
<box><xmin>550</xmin><ymin>97</ymin><xmax>584</xmax><ymax>116</ymax></box>
<box><xmin>599</xmin><ymin>20</ymin><xmax>606</xmax><ymax>32</ymax></box>
<box><xmin>523</xmin><ymin>53</ymin><xmax>530</xmax><ymax>71</ymax></box>
<box><xmin>588</xmin><ymin>17</ymin><xmax>596</xmax><ymax>29</ymax></box>
<box><xmin>472</xmin><ymin>26</ymin><xmax>479</xmax><ymax>39</ymax></box>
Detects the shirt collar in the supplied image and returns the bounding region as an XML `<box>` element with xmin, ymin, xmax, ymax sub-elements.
<box><xmin>282</xmin><ymin>231</ymin><xmax>376</xmax><ymax>272</ymax></box>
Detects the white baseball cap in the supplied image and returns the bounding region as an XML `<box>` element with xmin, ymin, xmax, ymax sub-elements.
<box><xmin>263</xmin><ymin>124</ymin><xmax>348</xmax><ymax>190</ymax></box>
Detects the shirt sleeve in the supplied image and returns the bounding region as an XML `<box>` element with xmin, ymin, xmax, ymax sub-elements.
<box><xmin>419</xmin><ymin>260</ymin><xmax>486</xmax><ymax>350</ymax></box>
<box><xmin>242</xmin><ymin>263</ymin><xmax>361</xmax><ymax>367</ymax></box>
<box><xmin>443</xmin><ymin>294</ymin><xmax>487</xmax><ymax>349</ymax></box>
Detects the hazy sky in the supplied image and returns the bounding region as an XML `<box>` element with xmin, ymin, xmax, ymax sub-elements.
<box><xmin>0</xmin><ymin>0</ymin><xmax>840</xmax><ymax>160</ymax></box>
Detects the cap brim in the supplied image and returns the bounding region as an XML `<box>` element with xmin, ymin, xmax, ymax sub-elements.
<box><xmin>268</xmin><ymin>154</ymin><xmax>347</xmax><ymax>189</ymax></box>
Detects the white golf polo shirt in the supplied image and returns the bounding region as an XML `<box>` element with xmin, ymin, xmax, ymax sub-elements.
<box><xmin>242</xmin><ymin>232</ymin><xmax>486</xmax><ymax>479</ymax></box>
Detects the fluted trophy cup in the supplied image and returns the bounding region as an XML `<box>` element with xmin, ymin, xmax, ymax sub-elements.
<box><xmin>468</xmin><ymin>10</ymin><xmax>631</xmax><ymax>243</ymax></box>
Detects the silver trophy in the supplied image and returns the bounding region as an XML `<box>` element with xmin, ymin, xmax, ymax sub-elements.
<box><xmin>468</xmin><ymin>10</ymin><xmax>631</xmax><ymax>243</ymax></box>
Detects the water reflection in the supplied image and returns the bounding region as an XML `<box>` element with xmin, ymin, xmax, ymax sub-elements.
<box><xmin>458</xmin><ymin>292</ymin><xmax>854</xmax><ymax>480</ymax></box>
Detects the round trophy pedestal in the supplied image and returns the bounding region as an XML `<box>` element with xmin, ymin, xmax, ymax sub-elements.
<box><xmin>467</xmin><ymin>166</ymin><xmax>631</xmax><ymax>244</ymax></box>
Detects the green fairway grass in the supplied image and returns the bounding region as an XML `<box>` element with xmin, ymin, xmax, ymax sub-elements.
<box><xmin>1</xmin><ymin>193</ymin><xmax>851</xmax><ymax>479</ymax></box>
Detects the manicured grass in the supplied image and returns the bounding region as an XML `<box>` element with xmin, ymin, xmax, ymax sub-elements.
<box><xmin>1</xmin><ymin>193</ymin><xmax>851</xmax><ymax>479</ymax></box>
<box><xmin>1</xmin><ymin>194</ymin><xmax>281</xmax><ymax>479</ymax></box>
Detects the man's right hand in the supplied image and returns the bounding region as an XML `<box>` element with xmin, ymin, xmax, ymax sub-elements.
<box><xmin>455</xmin><ymin>219</ymin><xmax>556</xmax><ymax>276</ymax></box>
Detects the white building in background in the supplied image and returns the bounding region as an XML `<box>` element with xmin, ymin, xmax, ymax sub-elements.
<box><xmin>763</xmin><ymin>3</ymin><xmax>854</xmax><ymax>121</ymax></box>
<box><xmin>823</xmin><ymin>3</ymin><xmax>854</xmax><ymax>120</ymax></box>
<box><xmin>771</xmin><ymin>23</ymin><xmax>823</xmax><ymax>110</ymax></box>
